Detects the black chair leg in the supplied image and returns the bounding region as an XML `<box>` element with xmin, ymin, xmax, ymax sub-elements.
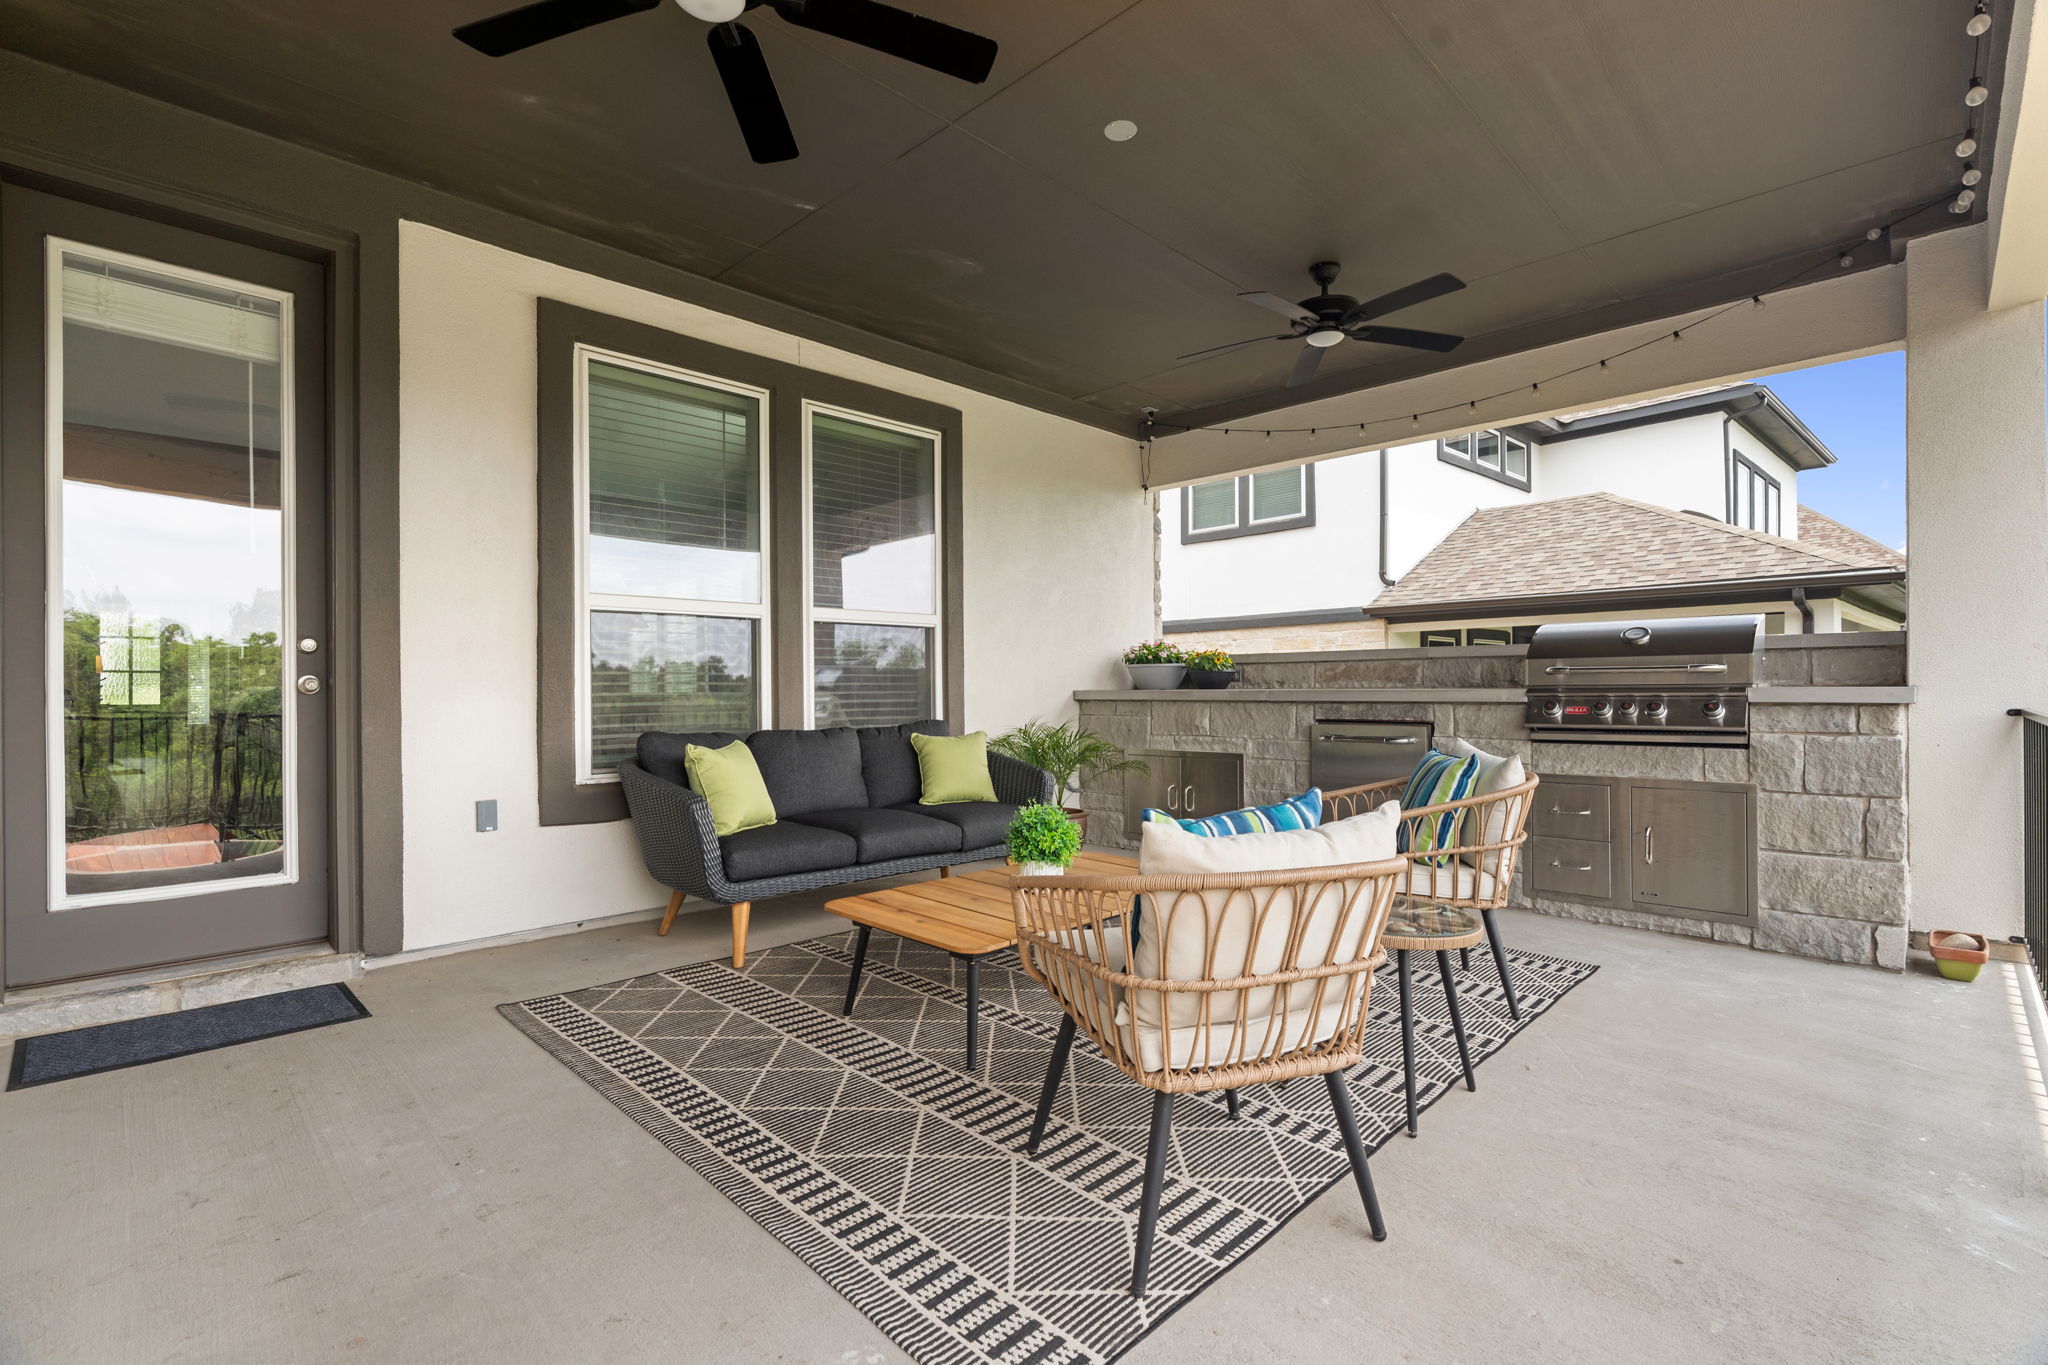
<box><xmin>962</xmin><ymin>955</ymin><xmax>982</xmax><ymax>1071</ymax></box>
<box><xmin>1396</xmin><ymin>948</ymin><xmax>1419</xmax><ymax>1138</ymax></box>
<box><xmin>1459</xmin><ymin>946</ymin><xmax>1472</xmax><ymax>972</ymax></box>
<box><xmin>1025</xmin><ymin>1015</ymin><xmax>1077</xmax><ymax>1156</ymax></box>
<box><xmin>1224</xmin><ymin>1089</ymin><xmax>1241</xmax><ymax>1121</ymax></box>
<box><xmin>1481</xmin><ymin>907</ymin><xmax>1523</xmax><ymax>1021</ymax></box>
<box><xmin>1437</xmin><ymin>949</ymin><xmax>1477</xmax><ymax>1092</ymax></box>
<box><xmin>1131</xmin><ymin>1092</ymin><xmax>1176</xmax><ymax>1296</ymax></box>
<box><xmin>1323</xmin><ymin>1069</ymin><xmax>1388</xmax><ymax>1241</ymax></box>
<box><xmin>842</xmin><ymin>924</ymin><xmax>872</xmax><ymax>1017</ymax></box>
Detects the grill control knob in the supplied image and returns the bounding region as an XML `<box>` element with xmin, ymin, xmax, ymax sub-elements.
<box><xmin>1617</xmin><ymin>700</ymin><xmax>1639</xmax><ymax>717</ymax></box>
<box><xmin>1703</xmin><ymin>699</ymin><xmax>1727</xmax><ymax>720</ymax></box>
<box><xmin>1540</xmin><ymin>700</ymin><xmax>1563</xmax><ymax>718</ymax></box>
<box><xmin>1592</xmin><ymin>700</ymin><xmax>1614</xmax><ymax>718</ymax></box>
<box><xmin>1645</xmin><ymin>701</ymin><xmax>1668</xmax><ymax>719</ymax></box>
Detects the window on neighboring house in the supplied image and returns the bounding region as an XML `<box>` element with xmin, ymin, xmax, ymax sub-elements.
<box><xmin>1180</xmin><ymin>464</ymin><xmax>1316</xmax><ymax>542</ymax></box>
<box><xmin>808</xmin><ymin>407</ymin><xmax>941</xmax><ymax>728</ymax></box>
<box><xmin>1728</xmin><ymin>453</ymin><xmax>1783</xmax><ymax>536</ymax></box>
<box><xmin>1439</xmin><ymin>429</ymin><xmax>1533</xmax><ymax>489</ymax></box>
<box><xmin>578</xmin><ymin>352</ymin><xmax>768</xmax><ymax>780</ymax></box>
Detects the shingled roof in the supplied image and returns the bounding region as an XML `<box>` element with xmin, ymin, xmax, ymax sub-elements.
<box><xmin>1366</xmin><ymin>493</ymin><xmax>1904</xmax><ymax>618</ymax></box>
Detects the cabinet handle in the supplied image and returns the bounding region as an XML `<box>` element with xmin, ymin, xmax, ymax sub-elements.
<box><xmin>1643</xmin><ymin>824</ymin><xmax>1655</xmax><ymax>865</ymax></box>
<box><xmin>1550</xmin><ymin>859</ymin><xmax>1594</xmax><ymax>872</ymax></box>
<box><xmin>1551</xmin><ymin>806</ymin><xmax>1594</xmax><ymax>817</ymax></box>
<box><xmin>1184</xmin><ymin>786</ymin><xmax>1198</xmax><ymax>811</ymax></box>
<box><xmin>1165</xmin><ymin>784</ymin><xmax>1178</xmax><ymax>811</ymax></box>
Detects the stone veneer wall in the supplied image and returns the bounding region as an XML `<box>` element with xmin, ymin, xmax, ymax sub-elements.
<box><xmin>1076</xmin><ymin>636</ymin><xmax>1910</xmax><ymax>970</ymax></box>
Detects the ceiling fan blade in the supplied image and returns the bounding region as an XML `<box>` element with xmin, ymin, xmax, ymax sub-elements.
<box><xmin>707</xmin><ymin>21</ymin><xmax>800</xmax><ymax>164</ymax></box>
<box><xmin>453</xmin><ymin>0</ymin><xmax>661</xmax><ymax>56</ymax></box>
<box><xmin>1240</xmin><ymin>291</ymin><xmax>1318</xmax><ymax>325</ymax></box>
<box><xmin>769</xmin><ymin>0</ymin><xmax>998</xmax><ymax>82</ymax></box>
<box><xmin>1286</xmin><ymin>344</ymin><xmax>1326</xmax><ymax>388</ymax></box>
<box><xmin>1176</xmin><ymin>334</ymin><xmax>1293</xmax><ymax>364</ymax></box>
<box><xmin>1343</xmin><ymin>271</ymin><xmax>1466</xmax><ymax>325</ymax></box>
<box><xmin>1348</xmin><ymin>324</ymin><xmax>1465</xmax><ymax>353</ymax></box>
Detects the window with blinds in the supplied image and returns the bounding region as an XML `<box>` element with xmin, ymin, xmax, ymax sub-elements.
<box><xmin>1180</xmin><ymin>465</ymin><xmax>1314</xmax><ymax>541</ymax></box>
<box><xmin>579</xmin><ymin>351</ymin><xmax>767</xmax><ymax>777</ymax></box>
<box><xmin>1248</xmin><ymin>467</ymin><xmax>1305</xmax><ymax>522</ymax></box>
<box><xmin>1188</xmin><ymin>479</ymin><xmax>1237</xmax><ymax>531</ymax></box>
<box><xmin>809</xmin><ymin>408</ymin><xmax>940</xmax><ymax>727</ymax></box>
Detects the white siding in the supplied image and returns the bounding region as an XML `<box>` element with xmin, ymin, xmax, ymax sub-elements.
<box><xmin>396</xmin><ymin>223</ymin><xmax>1151</xmax><ymax>951</ymax></box>
<box><xmin>1533</xmin><ymin>412</ymin><xmax>1733</xmax><ymax>518</ymax></box>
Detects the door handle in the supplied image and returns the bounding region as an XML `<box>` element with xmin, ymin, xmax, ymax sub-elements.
<box><xmin>1643</xmin><ymin>824</ymin><xmax>1655</xmax><ymax>865</ymax></box>
<box><xmin>296</xmin><ymin>675</ymin><xmax>322</xmax><ymax>695</ymax></box>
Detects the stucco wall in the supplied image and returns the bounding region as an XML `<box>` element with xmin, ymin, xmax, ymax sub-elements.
<box><xmin>1535</xmin><ymin>412</ymin><xmax>1747</xmax><ymax>518</ymax></box>
<box><xmin>396</xmin><ymin>223</ymin><xmax>1150</xmax><ymax>950</ymax></box>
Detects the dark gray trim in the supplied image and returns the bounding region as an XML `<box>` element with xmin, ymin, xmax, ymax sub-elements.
<box><xmin>1535</xmin><ymin>384</ymin><xmax>1837</xmax><ymax>473</ymax></box>
<box><xmin>1726</xmin><ymin>446</ymin><xmax>1784</xmax><ymax>536</ymax></box>
<box><xmin>1372</xmin><ymin>568</ymin><xmax>1903</xmax><ymax>623</ymax></box>
<box><xmin>1164</xmin><ymin>606</ymin><xmax>1370</xmax><ymax>634</ymax></box>
<box><xmin>1436</xmin><ymin>429</ymin><xmax>1532</xmax><ymax>490</ymax></box>
<box><xmin>535</xmin><ymin>301</ymin><xmax>963</xmax><ymax>827</ymax></box>
<box><xmin>1179</xmin><ymin>464</ymin><xmax>1316</xmax><ymax>543</ymax></box>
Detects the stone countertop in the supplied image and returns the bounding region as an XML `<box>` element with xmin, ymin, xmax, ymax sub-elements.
<box><xmin>1072</xmin><ymin>686</ymin><xmax>1915</xmax><ymax>705</ymax></box>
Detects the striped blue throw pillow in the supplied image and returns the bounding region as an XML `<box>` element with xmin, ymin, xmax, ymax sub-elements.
<box><xmin>1143</xmin><ymin>788</ymin><xmax>1323</xmax><ymax>837</ymax></box>
<box><xmin>1397</xmin><ymin>750</ymin><xmax>1480</xmax><ymax>866</ymax></box>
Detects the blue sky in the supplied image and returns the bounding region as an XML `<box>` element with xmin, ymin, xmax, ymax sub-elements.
<box><xmin>1748</xmin><ymin>351</ymin><xmax>1905</xmax><ymax>549</ymax></box>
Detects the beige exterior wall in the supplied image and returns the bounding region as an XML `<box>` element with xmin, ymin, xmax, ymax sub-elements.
<box><xmin>396</xmin><ymin>223</ymin><xmax>1151</xmax><ymax>951</ymax></box>
<box><xmin>1164</xmin><ymin>619</ymin><xmax>1388</xmax><ymax>655</ymax></box>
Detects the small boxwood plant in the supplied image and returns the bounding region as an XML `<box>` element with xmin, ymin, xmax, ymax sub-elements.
<box><xmin>1122</xmin><ymin>640</ymin><xmax>1185</xmax><ymax>664</ymax></box>
<box><xmin>1183</xmin><ymin>647</ymin><xmax>1236</xmax><ymax>671</ymax></box>
<box><xmin>1006</xmin><ymin>802</ymin><xmax>1083</xmax><ymax>868</ymax></box>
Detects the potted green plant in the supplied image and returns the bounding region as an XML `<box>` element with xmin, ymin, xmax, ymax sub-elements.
<box><xmin>1122</xmin><ymin>640</ymin><xmax>1186</xmax><ymax>689</ymax></box>
<box><xmin>1006</xmin><ymin>802</ymin><xmax>1083</xmax><ymax>877</ymax></box>
<box><xmin>990</xmin><ymin>719</ymin><xmax>1150</xmax><ymax>839</ymax></box>
<box><xmin>1181</xmin><ymin>646</ymin><xmax>1239</xmax><ymax>690</ymax></box>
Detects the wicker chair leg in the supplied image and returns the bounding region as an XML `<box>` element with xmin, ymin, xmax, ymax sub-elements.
<box><xmin>1026</xmin><ymin>1015</ymin><xmax>1077</xmax><ymax>1156</ymax></box>
<box><xmin>1323</xmin><ymin>1070</ymin><xmax>1388</xmax><ymax>1241</ymax></box>
<box><xmin>1481</xmin><ymin>907</ymin><xmax>1522</xmax><ymax>1021</ymax></box>
<box><xmin>1224</xmin><ymin>1089</ymin><xmax>1241</xmax><ymax>1121</ymax></box>
<box><xmin>731</xmin><ymin>902</ymin><xmax>751</xmax><ymax>970</ymax></box>
<box><xmin>658</xmin><ymin>890</ymin><xmax>684</xmax><ymax>936</ymax></box>
<box><xmin>1437</xmin><ymin>949</ymin><xmax>1477</xmax><ymax>1091</ymax></box>
<box><xmin>1131</xmin><ymin>1091</ymin><xmax>1176</xmax><ymax>1296</ymax></box>
<box><xmin>1396</xmin><ymin>949</ymin><xmax>1419</xmax><ymax>1138</ymax></box>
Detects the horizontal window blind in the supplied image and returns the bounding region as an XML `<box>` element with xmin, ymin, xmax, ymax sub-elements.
<box><xmin>1250</xmin><ymin>469</ymin><xmax>1303</xmax><ymax>520</ymax></box>
<box><xmin>588</xmin><ymin>611</ymin><xmax>758</xmax><ymax>770</ymax></box>
<box><xmin>1188</xmin><ymin>479</ymin><xmax>1236</xmax><ymax>530</ymax></box>
<box><xmin>813</xmin><ymin>622</ymin><xmax>933</xmax><ymax>729</ymax></box>
<box><xmin>811</xmin><ymin>413</ymin><xmax>935</xmax><ymax>615</ymax></box>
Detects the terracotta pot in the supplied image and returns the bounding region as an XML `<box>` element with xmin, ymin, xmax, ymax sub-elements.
<box><xmin>1063</xmin><ymin>807</ymin><xmax>1089</xmax><ymax>843</ymax></box>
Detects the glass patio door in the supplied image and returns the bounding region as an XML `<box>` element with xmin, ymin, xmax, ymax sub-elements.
<box><xmin>1</xmin><ymin>187</ymin><xmax>330</xmax><ymax>987</ymax></box>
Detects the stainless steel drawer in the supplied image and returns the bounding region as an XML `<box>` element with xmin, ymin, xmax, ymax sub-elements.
<box><xmin>1530</xmin><ymin>836</ymin><xmax>1613</xmax><ymax>900</ymax></box>
<box><xmin>1533</xmin><ymin>781</ymin><xmax>1612</xmax><ymax>841</ymax></box>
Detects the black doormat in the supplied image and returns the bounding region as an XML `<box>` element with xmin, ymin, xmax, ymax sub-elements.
<box><xmin>502</xmin><ymin>932</ymin><xmax>1595</xmax><ymax>1365</ymax></box>
<box><xmin>6</xmin><ymin>983</ymin><xmax>369</xmax><ymax>1090</ymax></box>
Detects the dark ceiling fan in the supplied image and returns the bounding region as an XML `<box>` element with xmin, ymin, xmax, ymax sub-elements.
<box><xmin>1179</xmin><ymin>261</ymin><xmax>1467</xmax><ymax>388</ymax></box>
<box><xmin>453</xmin><ymin>0</ymin><xmax>999</xmax><ymax>164</ymax></box>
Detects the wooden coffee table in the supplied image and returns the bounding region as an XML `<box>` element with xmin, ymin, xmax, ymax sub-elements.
<box><xmin>826</xmin><ymin>851</ymin><xmax>1137</xmax><ymax>1070</ymax></box>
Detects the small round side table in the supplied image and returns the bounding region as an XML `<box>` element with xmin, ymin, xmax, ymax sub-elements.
<box><xmin>1381</xmin><ymin>900</ymin><xmax>1483</xmax><ymax>1138</ymax></box>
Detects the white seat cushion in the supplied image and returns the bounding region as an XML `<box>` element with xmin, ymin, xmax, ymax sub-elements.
<box><xmin>1116</xmin><ymin>806</ymin><xmax>1401</xmax><ymax>1071</ymax></box>
<box><xmin>1400</xmin><ymin>859</ymin><xmax>1498</xmax><ymax>903</ymax></box>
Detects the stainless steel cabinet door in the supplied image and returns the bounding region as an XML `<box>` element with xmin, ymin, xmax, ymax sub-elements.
<box><xmin>1629</xmin><ymin>785</ymin><xmax>1751</xmax><ymax>918</ymax></box>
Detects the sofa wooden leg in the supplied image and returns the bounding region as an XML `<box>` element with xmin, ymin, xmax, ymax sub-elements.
<box><xmin>658</xmin><ymin>890</ymin><xmax>684</xmax><ymax>936</ymax></box>
<box><xmin>731</xmin><ymin>902</ymin><xmax>751</xmax><ymax>969</ymax></box>
<box><xmin>939</xmin><ymin>865</ymin><xmax>952</xmax><ymax>878</ymax></box>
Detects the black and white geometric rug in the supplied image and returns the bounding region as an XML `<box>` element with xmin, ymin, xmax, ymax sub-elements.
<box><xmin>501</xmin><ymin>930</ymin><xmax>1595</xmax><ymax>1365</ymax></box>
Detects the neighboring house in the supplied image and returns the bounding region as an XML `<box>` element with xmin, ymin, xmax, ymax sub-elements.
<box><xmin>1158</xmin><ymin>383</ymin><xmax>1901</xmax><ymax>650</ymax></box>
<box><xmin>1366</xmin><ymin>494</ymin><xmax>1906</xmax><ymax>646</ymax></box>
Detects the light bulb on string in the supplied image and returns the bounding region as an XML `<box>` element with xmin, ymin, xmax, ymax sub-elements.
<box><xmin>1968</xmin><ymin>4</ymin><xmax>1992</xmax><ymax>36</ymax></box>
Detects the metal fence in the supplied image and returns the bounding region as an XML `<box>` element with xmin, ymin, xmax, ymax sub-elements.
<box><xmin>2013</xmin><ymin>709</ymin><xmax>2047</xmax><ymax>995</ymax></box>
<box><xmin>62</xmin><ymin>712</ymin><xmax>285</xmax><ymax>847</ymax></box>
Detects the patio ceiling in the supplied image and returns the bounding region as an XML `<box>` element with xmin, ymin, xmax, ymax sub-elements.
<box><xmin>0</xmin><ymin>0</ymin><xmax>1992</xmax><ymax>432</ymax></box>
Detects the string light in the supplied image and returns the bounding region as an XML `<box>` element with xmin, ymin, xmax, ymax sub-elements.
<box><xmin>1968</xmin><ymin>3</ymin><xmax>1992</xmax><ymax>36</ymax></box>
<box><xmin>1966</xmin><ymin>78</ymin><xmax>1989</xmax><ymax>107</ymax></box>
<box><xmin>1962</xmin><ymin>164</ymin><xmax>1983</xmax><ymax>186</ymax></box>
<box><xmin>1957</xmin><ymin>132</ymin><xmax>1979</xmax><ymax>157</ymax></box>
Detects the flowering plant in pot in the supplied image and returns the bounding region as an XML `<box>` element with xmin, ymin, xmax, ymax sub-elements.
<box><xmin>1181</xmin><ymin>647</ymin><xmax>1239</xmax><ymax>690</ymax></box>
<box><xmin>1122</xmin><ymin>640</ymin><xmax>1186</xmax><ymax>690</ymax></box>
<box><xmin>1006</xmin><ymin>802</ymin><xmax>1083</xmax><ymax>876</ymax></box>
<box><xmin>990</xmin><ymin>719</ymin><xmax>1149</xmax><ymax>840</ymax></box>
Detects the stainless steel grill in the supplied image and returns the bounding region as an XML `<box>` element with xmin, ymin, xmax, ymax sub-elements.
<box><xmin>1523</xmin><ymin>614</ymin><xmax>1765</xmax><ymax>747</ymax></box>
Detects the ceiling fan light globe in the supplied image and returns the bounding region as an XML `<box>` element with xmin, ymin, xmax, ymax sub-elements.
<box><xmin>677</xmin><ymin>0</ymin><xmax>748</xmax><ymax>22</ymax></box>
<box><xmin>1305</xmin><ymin>328</ymin><xmax>1346</xmax><ymax>348</ymax></box>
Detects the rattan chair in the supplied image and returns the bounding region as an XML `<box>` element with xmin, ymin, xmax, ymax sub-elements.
<box><xmin>1013</xmin><ymin>855</ymin><xmax>1408</xmax><ymax>1295</ymax></box>
<box><xmin>1324</xmin><ymin>774</ymin><xmax>1541</xmax><ymax>1019</ymax></box>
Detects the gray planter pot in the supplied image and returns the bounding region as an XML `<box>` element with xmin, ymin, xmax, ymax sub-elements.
<box><xmin>1125</xmin><ymin>662</ymin><xmax>1187</xmax><ymax>690</ymax></box>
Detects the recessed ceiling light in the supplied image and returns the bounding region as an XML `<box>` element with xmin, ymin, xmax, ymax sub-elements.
<box><xmin>675</xmin><ymin>0</ymin><xmax>746</xmax><ymax>20</ymax></box>
<box><xmin>1104</xmin><ymin>120</ymin><xmax>1138</xmax><ymax>142</ymax></box>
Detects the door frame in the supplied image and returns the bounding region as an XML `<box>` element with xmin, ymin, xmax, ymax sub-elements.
<box><xmin>0</xmin><ymin>168</ymin><xmax>371</xmax><ymax>993</ymax></box>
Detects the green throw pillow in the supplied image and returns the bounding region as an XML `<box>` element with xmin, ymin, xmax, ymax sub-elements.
<box><xmin>684</xmin><ymin>740</ymin><xmax>777</xmax><ymax>837</ymax></box>
<box><xmin>911</xmin><ymin>731</ymin><xmax>998</xmax><ymax>805</ymax></box>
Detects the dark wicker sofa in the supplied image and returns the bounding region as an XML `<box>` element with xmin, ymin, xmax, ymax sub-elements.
<box><xmin>618</xmin><ymin>721</ymin><xmax>1054</xmax><ymax>967</ymax></box>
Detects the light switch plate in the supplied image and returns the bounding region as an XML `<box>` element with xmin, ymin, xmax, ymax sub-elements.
<box><xmin>476</xmin><ymin>799</ymin><xmax>498</xmax><ymax>833</ymax></box>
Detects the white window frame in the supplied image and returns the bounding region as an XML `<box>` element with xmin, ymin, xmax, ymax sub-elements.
<box><xmin>571</xmin><ymin>342</ymin><xmax>773</xmax><ymax>783</ymax></box>
<box><xmin>44</xmin><ymin>238</ymin><xmax>301</xmax><ymax>910</ymax></box>
<box><xmin>1246</xmin><ymin>465</ymin><xmax>1308</xmax><ymax>525</ymax></box>
<box><xmin>1181</xmin><ymin>465</ymin><xmax>1316</xmax><ymax>542</ymax></box>
<box><xmin>1186</xmin><ymin>477</ymin><xmax>1241</xmax><ymax>534</ymax></box>
<box><xmin>801</xmin><ymin>400</ymin><xmax>945</xmax><ymax>728</ymax></box>
<box><xmin>1438</xmin><ymin>428</ymin><xmax>1533</xmax><ymax>490</ymax></box>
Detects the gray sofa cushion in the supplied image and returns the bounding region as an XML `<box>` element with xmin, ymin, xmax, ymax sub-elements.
<box><xmin>635</xmin><ymin>730</ymin><xmax>745</xmax><ymax>789</ymax></box>
<box><xmin>894</xmin><ymin>800</ymin><xmax>1020</xmax><ymax>850</ymax></box>
<box><xmin>856</xmin><ymin>720</ymin><xmax>949</xmax><ymax>809</ymax></box>
<box><xmin>719</xmin><ymin>822</ymin><xmax>859</xmax><ymax>882</ymax></box>
<box><xmin>792</xmin><ymin>807</ymin><xmax>963</xmax><ymax>863</ymax></box>
<box><xmin>746</xmin><ymin>727</ymin><xmax>867</xmax><ymax>818</ymax></box>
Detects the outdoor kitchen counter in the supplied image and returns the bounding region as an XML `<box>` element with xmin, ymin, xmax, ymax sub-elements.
<box><xmin>1071</xmin><ymin>686</ymin><xmax>1915</xmax><ymax>704</ymax></box>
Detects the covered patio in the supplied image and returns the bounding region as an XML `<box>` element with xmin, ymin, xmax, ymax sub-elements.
<box><xmin>2</xmin><ymin>0</ymin><xmax>2047</xmax><ymax>1360</ymax></box>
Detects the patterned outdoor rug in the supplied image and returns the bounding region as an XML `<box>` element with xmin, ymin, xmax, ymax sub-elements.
<box><xmin>501</xmin><ymin>931</ymin><xmax>1595</xmax><ymax>1365</ymax></box>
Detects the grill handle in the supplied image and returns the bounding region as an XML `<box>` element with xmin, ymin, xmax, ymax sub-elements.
<box><xmin>1541</xmin><ymin>663</ymin><xmax>1728</xmax><ymax>675</ymax></box>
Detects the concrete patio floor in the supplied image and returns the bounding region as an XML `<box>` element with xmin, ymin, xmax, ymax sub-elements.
<box><xmin>2</xmin><ymin>883</ymin><xmax>2045</xmax><ymax>1365</ymax></box>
